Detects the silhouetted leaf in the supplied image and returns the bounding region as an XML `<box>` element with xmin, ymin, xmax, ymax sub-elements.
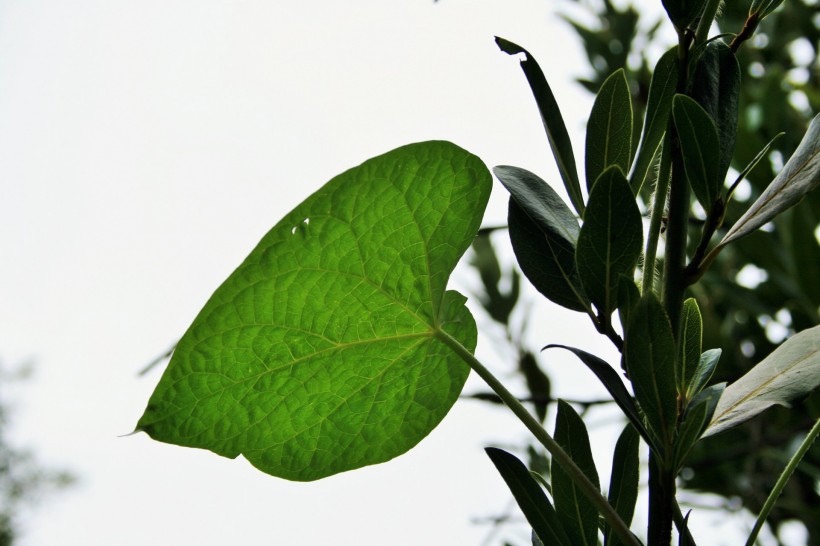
<box><xmin>629</xmin><ymin>47</ymin><xmax>679</xmax><ymax>193</ymax></box>
<box><xmin>576</xmin><ymin>166</ymin><xmax>643</xmax><ymax>319</ymax></box>
<box><xmin>586</xmin><ymin>69</ymin><xmax>633</xmax><ymax>192</ymax></box>
<box><xmin>496</xmin><ymin>37</ymin><xmax>585</xmax><ymax>216</ymax></box>
<box><xmin>486</xmin><ymin>447</ymin><xmax>572</xmax><ymax>546</ymax></box>
<box><xmin>673</xmin><ymin>94</ymin><xmax>721</xmax><ymax>211</ymax></box>
<box><xmin>705</xmin><ymin>325</ymin><xmax>820</xmax><ymax>437</ymax></box>
<box><xmin>661</xmin><ymin>0</ymin><xmax>707</xmax><ymax>31</ymax></box>
<box><xmin>605</xmin><ymin>425</ymin><xmax>640</xmax><ymax>546</ymax></box>
<box><xmin>553</xmin><ymin>401</ymin><xmax>600</xmax><ymax>546</ymax></box>
<box><xmin>137</xmin><ymin>141</ymin><xmax>492</xmax><ymax>480</ymax></box>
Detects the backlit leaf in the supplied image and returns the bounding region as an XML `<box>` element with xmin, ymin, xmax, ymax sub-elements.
<box><xmin>687</xmin><ymin>348</ymin><xmax>721</xmax><ymax>400</ymax></box>
<box><xmin>586</xmin><ymin>69</ymin><xmax>633</xmax><ymax>192</ymax></box>
<box><xmin>137</xmin><ymin>141</ymin><xmax>492</xmax><ymax>481</ymax></box>
<box><xmin>679</xmin><ymin>298</ymin><xmax>703</xmax><ymax>397</ymax></box>
<box><xmin>704</xmin><ymin>325</ymin><xmax>820</xmax><ymax>437</ymax></box>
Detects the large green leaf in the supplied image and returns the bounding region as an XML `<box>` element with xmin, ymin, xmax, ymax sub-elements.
<box><xmin>136</xmin><ymin>141</ymin><xmax>492</xmax><ymax>481</ymax></box>
<box><xmin>497</xmin><ymin>166</ymin><xmax>591</xmax><ymax>312</ymax></box>
<box><xmin>585</xmin><ymin>69</ymin><xmax>633</xmax><ymax>192</ymax></box>
<box><xmin>486</xmin><ymin>448</ymin><xmax>572</xmax><ymax>546</ymax></box>
<box><xmin>629</xmin><ymin>47</ymin><xmax>679</xmax><ymax>194</ymax></box>
<box><xmin>625</xmin><ymin>294</ymin><xmax>679</xmax><ymax>449</ymax></box>
<box><xmin>673</xmin><ymin>94</ymin><xmax>721</xmax><ymax>211</ymax></box>
<box><xmin>552</xmin><ymin>401</ymin><xmax>600</xmax><ymax>546</ymax></box>
<box><xmin>496</xmin><ymin>37</ymin><xmax>585</xmax><ymax>217</ymax></box>
<box><xmin>576</xmin><ymin>166</ymin><xmax>643</xmax><ymax>319</ymax></box>
<box><xmin>704</xmin><ymin>325</ymin><xmax>820</xmax><ymax>437</ymax></box>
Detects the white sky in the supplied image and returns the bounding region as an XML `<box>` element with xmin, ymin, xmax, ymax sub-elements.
<box><xmin>0</xmin><ymin>1</ymin><xmax>777</xmax><ymax>545</ymax></box>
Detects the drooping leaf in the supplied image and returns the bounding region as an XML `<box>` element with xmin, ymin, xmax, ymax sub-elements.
<box><xmin>629</xmin><ymin>47</ymin><xmax>679</xmax><ymax>193</ymax></box>
<box><xmin>625</xmin><ymin>294</ymin><xmax>679</xmax><ymax>448</ymax></box>
<box><xmin>717</xmin><ymin>113</ymin><xmax>820</xmax><ymax>249</ymax></box>
<box><xmin>552</xmin><ymin>401</ymin><xmax>600</xmax><ymax>546</ymax></box>
<box><xmin>679</xmin><ymin>298</ymin><xmax>703</xmax><ymax>398</ymax></box>
<box><xmin>486</xmin><ymin>447</ymin><xmax>572</xmax><ymax>546</ymax></box>
<box><xmin>605</xmin><ymin>425</ymin><xmax>640</xmax><ymax>546</ymax></box>
<box><xmin>687</xmin><ymin>348</ymin><xmax>721</xmax><ymax>400</ymax></box>
<box><xmin>497</xmin><ymin>166</ymin><xmax>591</xmax><ymax>312</ymax></box>
<box><xmin>585</xmin><ymin>69</ymin><xmax>633</xmax><ymax>192</ymax></box>
<box><xmin>673</xmin><ymin>94</ymin><xmax>721</xmax><ymax>211</ymax></box>
<box><xmin>543</xmin><ymin>345</ymin><xmax>651</xmax><ymax>446</ymax></box>
<box><xmin>689</xmin><ymin>41</ymin><xmax>741</xmax><ymax>186</ymax></box>
<box><xmin>137</xmin><ymin>141</ymin><xmax>492</xmax><ymax>481</ymax></box>
<box><xmin>576</xmin><ymin>166</ymin><xmax>643</xmax><ymax>319</ymax></box>
<box><xmin>704</xmin><ymin>325</ymin><xmax>820</xmax><ymax>437</ymax></box>
<box><xmin>496</xmin><ymin>37</ymin><xmax>585</xmax><ymax>217</ymax></box>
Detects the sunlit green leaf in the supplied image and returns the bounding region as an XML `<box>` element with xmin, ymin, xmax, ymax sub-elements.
<box><xmin>137</xmin><ymin>141</ymin><xmax>492</xmax><ymax>481</ymax></box>
<box><xmin>553</xmin><ymin>401</ymin><xmax>600</xmax><ymax>546</ymax></box>
<box><xmin>486</xmin><ymin>448</ymin><xmax>572</xmax><ymax>546</ymax></box>
<box><xmin>704</xmin><ymin>325</ymin><xmax>820</xmax><ymax>437</ymax></box>
<box><xmin>679</xmin><ymin>299</ymin><xmax>703</xmax><ymax>397</ymax></box>
<box><xmin>629</xmin><ymin>47</ymin><xmax>679</xmax><ymax>193</ymax></box>
<box><xmin>605</xmin><ymin>425</ymin><xmax>640</xmax><ymax>546</ymax></box>
<box><xmin>625</xmin><ymin>294</ymin><xmax>679</xmax><ymax>448</ymax></box>
<box><xmin>496</xmin><ymin>37</ymin><xmax>585</xmax><ymax>217</ymax></box>
<box><xmin>586</xmin><ymin>69</ymin><xmax>633</xmax><ymax>192</ymax></box>
<box><xmin>673</xmin><ymin>94</ymin><xmax>721</xmax><ymax>211</ymax></box>
<box><xmin>497</xmin><ymin>166</ymin><xmax>591</xmax><ymax>312</ymax></box>
<box><xmin>576</xmin><ymin>166</ymin><xmax>643</xmax><ymax>318</ymax></box>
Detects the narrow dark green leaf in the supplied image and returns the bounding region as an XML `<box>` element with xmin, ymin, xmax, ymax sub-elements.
<box><xmin>497</xmin><ymin>166</ymin><xmax>590</xmax><ymax>312</ymax></box>
<box><xmin>496</xmin><ymin>37</ymin><xmax>585</xmax><ymax>217</ymax></box>
<box><xmin>552</xmin><ymin>401</ymin><xmax>600</xmax><ymax>546</ymax></box>
<box><xmin>717</xmin><ymin>113</ymin><xmax>820</xmax><ymax>249</ymax></box>
<box><xmin>675</xmin><ymin>383</ymin><xmax>725</xmax><ymax>467</ymax></box>
<box><xmin>689</xmin><ymin>42</ymin><xmax>741</xmax><ymax>186</ymax></box>
<box><xmin>679</xmin><ymin>298</ymin><xmax>703</xmax><ymax>398</ymax></box>
<box><xmin>678</xmin><ymin>511</ymin><xmax>696</xmax><ymax>546</ymax></box>
<box><xmin>605</xmin><ymin>425</ymin><xmax>640</xmax><ymax>546</ymax></box>
<box><xmin>137</xmin><ymin>141</ymin><xmax>492</xmax><ymax>481</ymax></box>
<box><xmin>629</xmin><ymin>47</ymin><xmax>679</xmax><ymax>193</ymax></box>
<box><xmin>625</xmin><ymin>294</ymin><xmax>679</xmax><ymax>448</ymax></box>
<box><xmin>726</xmin><ymin>133</ymin><xmax>784</xmax><ymax>202</ymax></box>
<box><xmin>576</xmin><ymin>166</ymin><xmax>643</xmax><ymax>319</ymax></box>
<box><xmin>486</xmin><ymin>447</ymin><xmax>572</xmax><ymax>546</ymax></box>
<box><xmin>687</xmin><ymin>348</ymin><xmax>721</xmax><ymax>400</ymax></box>
<box><xmin>543</xmin><ymin>345</ymin><xmax>651</xmax><ymax>446</ymax></box>
<box><xmin>661</xmin><ymin>0</ymin><xmax>707</xmax><ymax>30</ymax></box>
<box><xmin>617</xmin><ymin>276</ymin><xmax>641</xmax><ymax>340</ymax></box>
<box><xmin>586</xmin><ymin>69</ymin><xmax>633</xmax><ymax>192</ymax></box>
<box><xmin>673</xmin><ymin>94</ymin><xmax>721</xmax><ymax>211</ymax></box>
<box><xmin>705</xmin><ymin>325</ymin><xmax>820</xmax><ymax>437</ymax></box>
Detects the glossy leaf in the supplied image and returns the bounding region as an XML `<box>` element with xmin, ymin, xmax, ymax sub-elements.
<box><xmin>486</xmin><ymin>447</ymin><xmax>572</xmax><ymax>546</ymax></box>
<box><xmin>605</xmin><ymin>425</ymin><xmax>640</xmax><ymax>546</ymax></box>
<box><xmin>576</xmin><ymin>166</ymin><xmax>643</xmax><ymax>319</ymax></box>
<box><xmin>137</xmin><ymin>141</ymin><xmax>492</xmax><ymax>481</ymax></box>
<box><xmin>498</xmin><ymin>166</ymin><xmax>591</xmax><ymax>312</ymax></box>
<box><xmin>690</xmin><ymin>42</ymin><xmax>741</xmax><ymax>186</ymax></box>
<box><xmin>679</xmin><ymin>298</ymin><xmax>703</xmax><ymax>397</ymax></box>
<box><xmin>717</xmin><ymin>113</ymin><xmax>820</xmax><ymax>249</ymax></box>
<box><xmin>673</xmin><ymin>94</ymin><xmax>721</xmax><ymax>211</ymax></box>
<box><xmin>544</xmin><ymin>344</ymin><xmax>651</xmax><ymax>444</ymax></box>
<box><xmin>629</xmin><ymin>47</ymin><xmax>679</xmax><ymax>193</ymax></box>
<box><xmin>687</xmin><ymin>348</ymin><xmax>721</xmax><ymax>400</ymax></box>
<box><xmin>552</xmin><ymin>401</ymin><xmax>600</xmax><ymax>546</ymax></box>
<box><xmin>585</xmin><ymin>69</ymin><xmax>633</xmax><ymax>192</ymax></box>
<box><xmin>496</xmin><ymin>37</ymin><xmax>585</xmax><ymax>217</ymax></box>
<box><xmin>625</xmin><ymin>294</ymin><xmax>679</xmax><ymax>447</ymax></box>
<box><xmin>705</xmin><ymin>325</ymin><xmax>820</xmax><ymax>437</ymax></box>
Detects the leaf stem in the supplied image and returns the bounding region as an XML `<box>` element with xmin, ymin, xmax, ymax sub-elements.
<box><xmin>744</xmin><ymin>418</ymin><xmax>820</xmax><ymax>546</ymax></box>
<box><xmin>642</xmin><ymin>136</ymin><xmax>673</xmax><ymax>296</ymax></box>
<box><xmin>434</xmin><ymin>329</ymin><xmax>641</xmax><ymax>546</ymax></box>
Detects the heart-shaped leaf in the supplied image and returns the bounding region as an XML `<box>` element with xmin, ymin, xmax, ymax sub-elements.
<box><xmin>137</xmin><ymin>141</ymin><xmax>492</xmax><ymax>481</ymax></box>
<box><xmin>704</xmin><ymin>325</ymin><xmax>820</xmax><ymax>437</ymax></box>
<box><xmin>586</xmin><ymin>69</ymin><xmax>633</xmax><ymax>192</ymax></box>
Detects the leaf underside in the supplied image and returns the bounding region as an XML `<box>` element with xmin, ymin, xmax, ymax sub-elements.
<box><xmin>137</xmin><ymin>141</ymin><xmax>492</xmax><ymax>481</ymax></box>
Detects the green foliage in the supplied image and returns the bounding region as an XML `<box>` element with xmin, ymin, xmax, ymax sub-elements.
<box><xmin>585</xmin><ymin>69</ymin><xmax>633</xmax><ymax>192</ymax></box>
<box><xmin>672</xmin><ymin>94</ymin><xmax>721</xmax><ymax>211</ymax></box>
<box><xmin>606</xmin><ymin>425</ymin><xmax>640</xmax><ymax>546</ymax></box>
<box><xmin>137</xmin><ymin>141</ymin><xmax>491</xmax><ymax>480</ymax></box>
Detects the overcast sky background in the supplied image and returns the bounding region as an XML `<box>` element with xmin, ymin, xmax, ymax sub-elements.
<box><xmin>0</xmin><ymin>1</ymin><xmax>789</xmax><ymax>544</ymax></box>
